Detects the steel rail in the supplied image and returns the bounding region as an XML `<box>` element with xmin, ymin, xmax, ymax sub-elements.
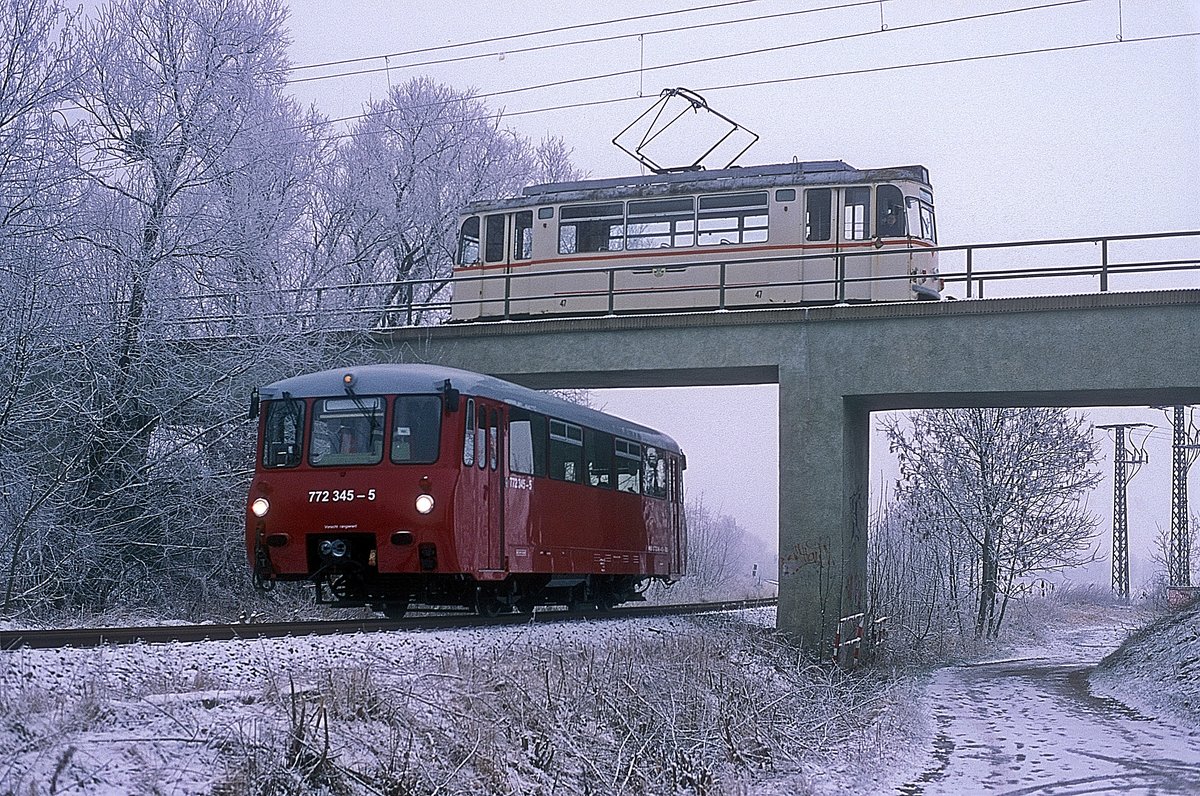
<box><xmin>0</xmin><ymin>597</ymin><xmax>777</xmax><ymax>651</ymax></box>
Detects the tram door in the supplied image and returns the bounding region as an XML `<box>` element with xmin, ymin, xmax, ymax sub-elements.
<box><xmin>801</xmin><ymin>188</ymin><xmax>839</xmax><ymax>302</ymax></box>
<box><xmin>806</xmin><ymin>185</ymin><xmax>901</xmax><ymax>302</ymax></box>
<box><xmin>834</xmin><ymin>186</ymin><xmax>875</xmax><ymax>302</ymax></box>
<box><xmin>478</xmin><ymin>214</ymin><xmax>510</xmax><ymax>318</ymax></box>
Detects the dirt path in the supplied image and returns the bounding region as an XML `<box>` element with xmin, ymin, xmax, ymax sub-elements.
<box><xmin>895</xmin><ymin>619</ymin><xmax>1200</xmax><ymax>795</ymax></box>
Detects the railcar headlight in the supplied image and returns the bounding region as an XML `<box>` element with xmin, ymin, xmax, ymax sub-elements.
<box><xmin>415</xmin><ymin>494</ymin><xmax>435</xmax><ymax>515</ymax></box>
<box><xmin>251</xmin><ymin>498</ymin><xmax>270</xmax><ymax>518</ymax></box>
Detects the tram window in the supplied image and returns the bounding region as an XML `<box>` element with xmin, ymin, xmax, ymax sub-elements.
<box><xmin>913</xmin><ymin>198</ymin><xmax>937</xmax><ymax>243</ymax></box>
<box><xmin>463</xmin><ymin>399</ymin><xmax>475</xmax><ymax>467</ymax></box>
<box><xmin>584</xmin><ymin>428</ymin><xmax>614</xmax><ymax>488</ymax></box>
<box><xmin>775</xmin><ymin>189</ymin><xmax>796</xmax><ymax>202</ymax></box>
<box><xmin>484</xmin><ymin>214</ymin><xmax>506</xmax><ymax>263</ymax></box>
<box><xmin>642</xmin><ymin>446</ymin><xmax>667</xmax><ymax>499</ymax></box>
<box><xmin>876</xmin><ymin>185</ymin><xmax>907</xmax><ymax>237</ymax></box>
<box><xmin>538</xmin><ymin>207</ymin><xmax>554</xmax><ymax>220</ymax></box>
<box><xmin>559</xmin><ymin>202</ymin><xmax>624</xmax><ymax>254</ymax></box>
<box><xmin>698</xmin><ymin>192</ymin><xmax>768</xmax><ymax>245</ymax></box>
<box><xmin>549</xmin><ymin>419</ymin><xmax>583</xmax><ymax>483</ymax></box>
<box><xmin>805</xmin><ymin>188</ymin><xmax>832</xmax><ymax>242</ymax></box>
<box><xmin>310</xmin><ymin>396</ymin><xmax>384</xmax><ymax>467</ymax></box>
<box><xmin>509</xmin><ymin>408</ymin><xmax>547</xmax><ymax>476</ymax></box>
<box><xmin>262</xmin><ymin>399</ymin><xmax>304</xmax><ymax>468</ymax></box>
<box><xmin>513</xmin><ymin>211</ymin><xmax>534</xmax><ymax>260</ymax></box>
<box><xmin>458</xmin><ymin>216</ymin><xmax>480</xmax><ymax>264</ymax></box>
<box><xmin>843</xmin><ymin>186</ymin><xmax>871</xmax><ymax>241</ymax></box>
<box><xmin>626</xmin><ymin>197</ymin><xmax>695</xmax><ymax>249</ymax></box>
<box><xmin>391</xmin><ymin>395</ymin><xmax>441</xmax><ymax>464</ymax></box>
<box><xmin>615</xmin><ymin>439</ymin><xmax>641</xmax><ymax>494</ymax></box>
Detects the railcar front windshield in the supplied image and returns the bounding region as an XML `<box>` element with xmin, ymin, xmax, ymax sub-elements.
<box><xmin>310</xmin><ymin>396</ymin><xmax>385</xmax><ymax>467</ymax></box>
<box><xmin>391</xmin><ymin>395</ymin><xmax>442</xmax><ymax>464</ymax></box>
<box><xmin>261</xmin><ymin>398</ymin><xmax>304</xmax><ymax>468</ymax></box>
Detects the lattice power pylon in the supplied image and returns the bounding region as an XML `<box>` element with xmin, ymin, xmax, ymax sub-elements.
<box><xmin>1164</xmin><ymin>406</ymin><xmax>1200</xmax><ymax>587</ymax></box>
<box><xmin>1098</xmin><ymin>423</ymin><xmax>1152</xmax><ymax>600</ymax></box>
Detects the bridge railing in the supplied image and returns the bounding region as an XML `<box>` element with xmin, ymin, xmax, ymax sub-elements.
<box><xmin>113</xmin><ymin>229</ymin><xmax>1200</xmax><ymax>334</ymax></box>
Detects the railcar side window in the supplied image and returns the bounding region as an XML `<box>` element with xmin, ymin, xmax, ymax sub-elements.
<box><xmin>559</xmin><ymin>202</ymin><xmax>625</xmax><ymax>254</ymax></box>
<box><xmin>391</xmin><ymin>395</ymin><xmax>441</xmax><ymax>464</ymax></box>
<box><xmin>458</xmin><ymin>216</ymin><xmax>480</xmax><ymax>264</ymax></box>
<box><xmin>805</xmin><ymin>188</ymin><xmax>832</xmax><ymax>242</ymax></box>
<box><xmin>463</xmin><ymin>399</ymin><xmax>475</xmax><ymax>467</ymax></box>
<box><xmin>509</xmin><ymin>408</ymin><xmax>547</xmax><ymax>476</ymax></box>
<box><xmin>309</xmin><ymin>397</ymin><xmax>384</xmax><ymax>467</ymax></box>
<box><xmin>697</xmin><ymin>192</ymin><xmax>768</xmax><ymax>245</ymax></box>
<box><xmin>262</xmin><ymin>399</ymin><xmax>304</xmax><ymax>468</ymax></box>
<box><xmin>615</xmin><ymin>439</ymin><xmax>641</xmax><ymax>494</ymax></box>
<box><xmin>584</xmin><ymin>428</ymin><xmax>614</xmax><ymax>488</ymax></box>
<box><xmin>484</xmin><ymin>214</ymin><xmax>506</xmax><ymax>263</ymax></box>
<box><xmin>513</xmin><ymin>211</ymin><xmax>534</xmax><ymax>260</ymax></box>
<box><xmin>489</xmin><ymin>411</ymin><xmax>499</xmax><ymax>470</ymax></box>
<box><xmin>477</xmin><ymin>407</ymin><xmax>488</xmax><ymax>469</ymax></box>
<box><xmin>876</xmin><ymin>185</ymin><xmax>907</xmax><ymax>237</ymax></box>
<box><xmin>549</xmin><ymin>419</ymin><xmax>583</xmax><ymax>482</ymax></box>
<box><xmin>626</xmin><ymin>197</ymin><xmax>695</xmax><ymax>249</ymax></box>
<box><xmin>843</xmin><ymin>187</ymin><xmax>871</xmax><ymax>241</ymax></box>
<box><xmin>642</xmin><ymin>446</ymin><xmax>667</xmax><ymax>498</ymax></box>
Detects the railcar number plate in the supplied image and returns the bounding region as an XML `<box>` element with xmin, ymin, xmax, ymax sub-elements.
<box><xmin>308</xmin><ymin>489</ymin><xmax>376</xmax><ymax>503</ymax></box>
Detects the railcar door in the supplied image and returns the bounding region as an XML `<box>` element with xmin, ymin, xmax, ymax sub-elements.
<box><xmin>476</xmin><ymin>401</ymin><xmax>506</xmax><ymax>571</ymax></box>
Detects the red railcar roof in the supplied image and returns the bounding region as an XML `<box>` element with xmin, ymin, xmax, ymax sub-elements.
<box><xmin>258</xmin><ymin>363</ymin><xmax>683</xmax><ymax>455</ymax></box>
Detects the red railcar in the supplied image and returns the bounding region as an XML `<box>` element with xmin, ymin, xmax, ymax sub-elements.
<box><xmin>246</xmin><ymin>364</ymin><xmax>686</xmax><ymax>616</ymax></box>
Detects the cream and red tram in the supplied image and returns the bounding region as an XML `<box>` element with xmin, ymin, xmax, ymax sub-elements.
<box><xmin>452</xmin><ymin>160</ymin><xmax>940</xmax><ymax>321</ymax></box>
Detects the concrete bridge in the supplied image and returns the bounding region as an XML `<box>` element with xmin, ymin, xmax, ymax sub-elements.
<box><xmin>360</xmin><ymin>288</ymin><xmax>1200</xmax><ymax>645</ymax></box>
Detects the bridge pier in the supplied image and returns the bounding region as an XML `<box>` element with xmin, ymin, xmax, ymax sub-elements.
<box><xmin>777</xmin><ymin>369</ymin><xmax>870</xmax><ymax>648</ymax></box>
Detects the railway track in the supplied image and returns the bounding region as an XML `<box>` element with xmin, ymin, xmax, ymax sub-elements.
<box><xmin>0</xmin><ymin>597</ymin><xmax>776</xmax><ymax>650</ymax></box>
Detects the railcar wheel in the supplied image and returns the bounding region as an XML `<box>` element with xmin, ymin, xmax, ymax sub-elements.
<box><xmin>475</xmin><ymin>587</ymin><xmax>504</xmax><ymax>617</ymax></box>
<box><xmin>380</xmin><ymin>601</ymin><xmax>409</xmax><ymax>620</ymax></box>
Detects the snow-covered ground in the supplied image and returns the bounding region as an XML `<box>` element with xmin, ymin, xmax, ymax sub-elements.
<box><xmin>2</xmin><ymin>602</ymin><xmax>1194</xmax><ymax>795</ymax></box>
<box><xmin>888</xmin><ymin>603</ymin><xmax>1200</xmax><ymax>795</ymax></box>
<box><xmin>0</xmin><ymin>608</ymin><xmax>916</xmax><ymax>795</ymax></box>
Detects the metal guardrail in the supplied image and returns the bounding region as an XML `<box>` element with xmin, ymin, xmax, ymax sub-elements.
<box><xmin>82</xmin><ymin>229</ymin><xmax>1200</xmax><ymax>333</ymax></box>
<box><xmin>832</xmin><ymin>611</ymin><xmax>889</xmax><ymax>668</ymax></box>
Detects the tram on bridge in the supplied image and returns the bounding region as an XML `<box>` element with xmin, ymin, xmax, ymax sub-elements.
<box><xmin>452</xmin><ymin>160</ymin><xmax>942</xmax><ymax>320</ymax></box>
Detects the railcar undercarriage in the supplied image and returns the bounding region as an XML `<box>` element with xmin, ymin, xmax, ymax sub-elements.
<box><xmin>310</xmin><ymin>568</ymin><xmax>654</xmax><ymax>618</ymax></box>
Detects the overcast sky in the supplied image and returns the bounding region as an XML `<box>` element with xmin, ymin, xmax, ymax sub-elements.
<box><xmin>280</xmin><ymin>0</ymin><xmax>1199</xmax><ymax>581</ymax></box>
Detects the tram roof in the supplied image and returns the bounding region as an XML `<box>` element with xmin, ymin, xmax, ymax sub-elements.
<box><xmin>259</xmin><ymin>364</ymin><xmax>683</xmax><ymax>455</ymax></box>
<box><xmin>463</xmin><ymin>161</ymin><xmax>931</xmax><ymax>213</ymax></box>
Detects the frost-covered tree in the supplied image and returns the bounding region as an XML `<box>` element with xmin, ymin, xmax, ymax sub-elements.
<box><xmin>679</xmin><ymin>496</ymin><xmax>772</xmax><ymax>598</ymax></box>
<box><xmin>310</xmin><ymin>78</ymin><xmax>579</xmax><ymax>326</ymax></box>
<box><xmin>0</xmin><ymin>0</ymin><xmax>583</xmax><ymax>619</ymax></box>
<box><xmin>882</xmin><ymin>408</ymin><xmax>1101</xmax><ymax>638</ymax></box>
<box><xmin>51</xmin><ymin>0</ymin><xmax>308</xmax><ymax>610</ymax></box>
<box><xmin>0</xmin><ymin>0</ymin><xmax>86</xmax><ymax>611</ymax></box>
